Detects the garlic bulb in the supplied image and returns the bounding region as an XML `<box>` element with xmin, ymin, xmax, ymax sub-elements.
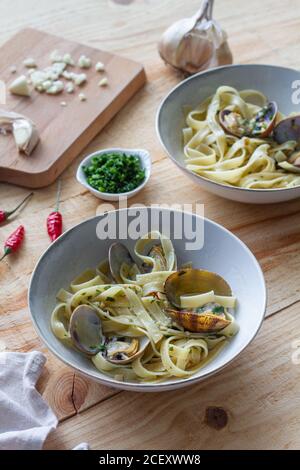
<box><xmin>0</xmin><ymin>109</ymin><xmax>40</xmax><ymax>155</ymax></box>
<box><xmin>158</xmin><ymin>0</ymin><xmax>232</xmax><ymax>75</ymax></box>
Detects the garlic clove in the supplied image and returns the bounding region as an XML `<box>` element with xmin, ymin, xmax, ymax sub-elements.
<box><xmin>9</xmin><ymin>75</ymin><xmax>31</xmax><ymax>97</ymax></box>
<box><xmin>158</xmin><ymin>0</ymin><xmax>232</xmax><ymax>75</ymax></box>
<box><xmin>12</xmin><ymin>119</ymin><xmax>39</xmax><ymax>155</ymax></box>
<box><xmin>0</xmin><ymin>109</ymin><xmax>39</xmax><ymax>156</ymax></box>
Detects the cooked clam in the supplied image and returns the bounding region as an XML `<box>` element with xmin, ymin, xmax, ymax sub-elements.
<box><xmin>166</xmin><ymin>308</ymin><xmax>230</xmax><ymax>332</ymax></box>
<box><xmin>273</xmin><ymin>115</ymin><xmax>300</xmax><ymax>144</ymax></box>
<box><xmin>106</xmin><ymin>336</ymin><xmax>150</xmax><ymax>365</ymax></box>
<box><xmin>219</xmin><ymin>101</ymin><xmax>277</xmax><ymax>138</ymax></box>
<box><xmin>69</xmin><ymin>305</ymin><xmax>103</xmax><ymax>355</ymax></box>
<box><xmin>165</xmin><ymin>268</ymin><xmax>231</xmax><ymax>309</ymax></box>
<box><xmin>69</xmin><ymin>304</ymin><xmax>150</xmax><ymax>362</ymax></box>
<box><xmin>109</xmin><ymin>242</ymin><xmax>135</xmax><ymax>283</ymax></box>
<box><xmin>149</xmin><ymin>245</ymin><xmax>168</xmax><ymax>270</ymax></box>
<box><xmin>164</xmin><ymin>269</ymin><xmax>232</xmax><ymax>333</ymax></box>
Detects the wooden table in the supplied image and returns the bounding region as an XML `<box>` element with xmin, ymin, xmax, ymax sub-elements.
<box><xmin>0</xmin><ymin>0</ymin><xmax>300</xmax><ymax>451</ymax></box>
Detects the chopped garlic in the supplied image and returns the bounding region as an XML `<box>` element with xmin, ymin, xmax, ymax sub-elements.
<box><xmin>60</xmin><ymin>101</ymin><xmax>67</xmax><ymax>107</ymax></box>
<box><xmin>50</xmin><ymin>50</ymin><xmax>63</xmax><ymax>63</ymax></box>
<box><xmin>74</xmin><ymin>73</ymin><xmax>87</xmax><ymax>86</ymax></box>
<box><xmin>78</xmin><ymin>55</ymin><xmax>92</xmax><ymax>69</ymax></box>
<box><xmin>23</xmin><ymin>58</ymin><xmax>37</xmax><ymax>68</ymax></box>
<box><xmin>45</xmin><ymin>62</ymin><xmax>66</xmax><ymax>80</ymax></box>
<box><xmin>31</xmin><ymin>70</ymin><xmax>48</xmax><ymax>88</ymax></box>
<box><xmin>9</xmin><ymin>75</ymin><xmax>31</xmax><ymax>97</ymax></box>
<box><xmin>41</xmin><ymin>80</ymin><xmax>53</xmax><ymax>92</ymax></box>
<box><xmin>46</xmin><ymin>80</ymin><xmax>64</xmax><ymax>95</ymax></box>
<box><xmin>98</xmin><ymin>77</ymin><xmax>108</xmax><ymax>87</ymax></box>
<box><xmin>78</xmin><ymin>93</ymin><xmax>86</xmax><ymax>101</ymax></box>
<box><xmin>95</xmin><ymin>61</ymin><xmax>105</xmax><ymax>72</ymax></box>
<box><xmin>10</xmin><ymin>65</ymin><xmax>17</xmax><ymax>74</ymax></box>
<box><xmin>62</xmin><ymin>70</ymin><xmax>74</xmax><ymax>80</ymax></box>
<box><xmin>65</xmin><ymin>82</ymin><xmax>75</xmax><ymax>93</ymax></box>
<box><xmin>63</xmin><ymin>53</ymin><xmax>75</xmax><ymax>66</ymax></box>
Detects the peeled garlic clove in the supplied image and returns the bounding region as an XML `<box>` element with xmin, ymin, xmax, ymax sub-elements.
<box><xmin>9</xmin><ymin>75</ymin><xmax>31</xmax><ymax>97</ymax></box>
<box><xmin>0</xmin><ymin>109</ymin><xmax>39</xmax><ymax>156</ymax></box>
<box><xmin>158</xmin><ymin>0</ymin><xmax>232</xmax><ymax>75</ymax></box>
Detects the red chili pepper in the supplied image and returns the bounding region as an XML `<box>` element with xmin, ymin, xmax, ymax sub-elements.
<box><xmin>0</xmin><ymin>225</ymin><xmax>25</xmax><ymax>261</ymax></box>
<box><xmin>47</xmin><ymin>180</ymin><xmax>63</xmax><ymax>242</ymax></box>
<box><xmin>0</xmin><ymin>192</ymin><xmax>33</xmax><ymax>224</ymax></box>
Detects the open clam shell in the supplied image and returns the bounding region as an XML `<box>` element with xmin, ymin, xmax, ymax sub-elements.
<box><xmin>273</xmin><ymin>115</ymin><xmax>300</xmax><ymax>144</ymax></box>
<box><xmin>219</xmin><ymin>101</ymin><xmax>277</xmax><ymax>138</ymax></box>
<box><xmin>165</xmin><ymin>268</ymin><xmax>232</xmax><ymax>309</ymax></box>
<box><xmin>166</xmin><ymin>308</ymin><xmax>230</xmax><ymax>333</ymax></box>
<box><xmin>69</xmin><ymin>305</ymin><xmax>103</xmax><ymax>356</ymax></box>
<box><xmin>106</xmin><ymin>336</ymin><xmax>150</xmax><ymax>365</ymax></box>
<box><xmin>164</xmin><ymin>268</ymin><xmax>232</xmax><ymax>333</ymax></box>
<box><xmin>109</xmin><ymin>242</ymin><xmax>135</xmax><ymax>283</ymax></box>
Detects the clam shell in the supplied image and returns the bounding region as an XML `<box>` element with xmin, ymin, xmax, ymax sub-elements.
<box><xmin>109</xmin><ymin>242</ymin><xmax>135</xmax><ymax>283</ymax></box>
<box><xmin>165</xmin><ymin>268</ymin><xmax>232</xmax><ymax>309</ymax></box>
<box><xmin>167</xmin><ymin>309</ymin><xmax>230</xmax><ymax>332</ymax></box>
<box><xmin>69</xmin><ymin>305</ymin><xmax>103</xmax><ymax>356</ymax></box>
<box><xmin>273</xmin><ymin>115</ymin><xmax>300</xmax><ymax>144</ymax></box>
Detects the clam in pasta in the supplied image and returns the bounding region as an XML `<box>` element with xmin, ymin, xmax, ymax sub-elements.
<box><xmin>183</xmin><ymin>85</ymin><xmax>300</xmax><ymax>189</ymax></box>
<box><xmin>51</xmin><ymin>232</ymin><xmax>238</xmax><ymax>383</ymax></box>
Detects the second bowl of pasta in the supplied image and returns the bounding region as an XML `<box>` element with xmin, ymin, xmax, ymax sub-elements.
<box><xmin>156</xmin><ymin>64</ymin><xmax>300</xmax><ymax>203</ymax></box>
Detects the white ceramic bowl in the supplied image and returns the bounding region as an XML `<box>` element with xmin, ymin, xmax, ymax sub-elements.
<box><xmin>29</xmin><ymin>207</ymin><xmax>266</xmax><ymax>392</ymax></box>
<box><xmin>76</xmin><ymin>148</ymin><xmax>151</xmax><ymax>201</ymax></box>
<box><xmin>156</xmin><ymin>64</ymin><xmax>300</xmax><ymax>204</ymax></box>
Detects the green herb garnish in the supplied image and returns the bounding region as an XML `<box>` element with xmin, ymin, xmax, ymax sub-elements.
<box><xmin>212</xmin><ymin>305</ymin><xmax>225</xmax><ymax>314</ymax></box>
<box><xmin>83</xmin><ymin>152</ymin><xmax>146</xmax><ymax>194</ymax></box>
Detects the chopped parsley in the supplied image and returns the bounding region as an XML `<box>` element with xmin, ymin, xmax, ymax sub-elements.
<box><xmin>83</xmin><ymin>152</ymin><xmax>146</xmax><ymax>194</ymax></box>
<box><xmin>212</xmin><ymin>305</ymin><xmax>225</xmax><ymax>314</ymax></box>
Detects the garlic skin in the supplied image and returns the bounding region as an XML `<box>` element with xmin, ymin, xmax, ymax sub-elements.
<box><xmin>158</xmin><ymin>0</ymin><xmax>232</xmax><ymax>75</ymax></box>
<box><xmin>0</xmin><ymin>109</ymin><xmax>39</xmax><ymax>156</ymax></box>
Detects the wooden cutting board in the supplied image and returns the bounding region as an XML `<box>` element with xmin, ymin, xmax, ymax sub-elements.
<box><xmin>0</xmin><ymin>28</ymin><xmax>146</xmax><ymax>188</ymax></box>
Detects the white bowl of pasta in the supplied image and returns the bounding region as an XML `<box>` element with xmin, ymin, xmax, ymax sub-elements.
<box><xmin>29</xmin><ymin>207</ymin><xmax>266</xmax><ymax>391</ymax></box>
<box><xmin>156</xmin><ymin>64</ymin><xmax>300</xmax><ymax>204</ymax></box>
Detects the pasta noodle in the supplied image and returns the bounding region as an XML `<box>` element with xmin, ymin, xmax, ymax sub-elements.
<box><xmin>51</xmin><ymin>232</ymin><xmax>238</xmax><ymax>383</ymax></box>
<box><xmin>183</xmin><ymin>86</ymin><xmax>300</xmax><ymax>189</ymax></box>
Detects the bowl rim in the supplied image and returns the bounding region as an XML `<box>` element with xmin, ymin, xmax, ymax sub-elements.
<box><xmin>28</xmin><ymin>207</ymin><xmax>267</xmax><ymax>391</ymax></box>
<box><xmin>76</xmin><ymin>147</ymin><xmax>151</xmax><ymax>198</ymax></box>
<box><xmin>156</xmin><ymin>63</ymin><xmax>300</xmax><ymax>194</ymax></box>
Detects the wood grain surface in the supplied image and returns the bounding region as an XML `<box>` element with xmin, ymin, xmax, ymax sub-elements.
<box><xmin>0</xmin><ymin>0</ymin><xmax>300</xmax><ymax>450</ymax></box>
<box><xmin>0</xmin><ymin>28</ymin><xmax>145</xmax><ymax>188</ymax></box>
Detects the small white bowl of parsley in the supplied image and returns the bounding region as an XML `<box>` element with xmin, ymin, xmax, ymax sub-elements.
<box><xmin>77</xmin><ymin>148</ymin><xmax>151</xmax><ymax>201</ymax></box>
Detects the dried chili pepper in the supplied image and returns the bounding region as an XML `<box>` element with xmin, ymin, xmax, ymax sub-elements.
<box><xmin>0</xmin><ymin>225</ymin><xmax>25</xmax><ymax>261</ymax></box>
<box><xmin>0</xmin><ymin>192</ymin><xmax>33</xmax><ymax>224</ymax></box>
<box><xmin>47</xmin><ymin>180</ymin><xmax>63</xmax><ymax>242</ymax></box>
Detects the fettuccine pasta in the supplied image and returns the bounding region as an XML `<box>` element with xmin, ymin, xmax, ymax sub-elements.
<box><xmin>51</xmin><ymin>232</ymin><xmax>238</xmax><ymax>383</ymax></box>
<box><xmin>183</xmin><ymin>86</ymin><xmax>300</xmax><ymax>189</ymax></box>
